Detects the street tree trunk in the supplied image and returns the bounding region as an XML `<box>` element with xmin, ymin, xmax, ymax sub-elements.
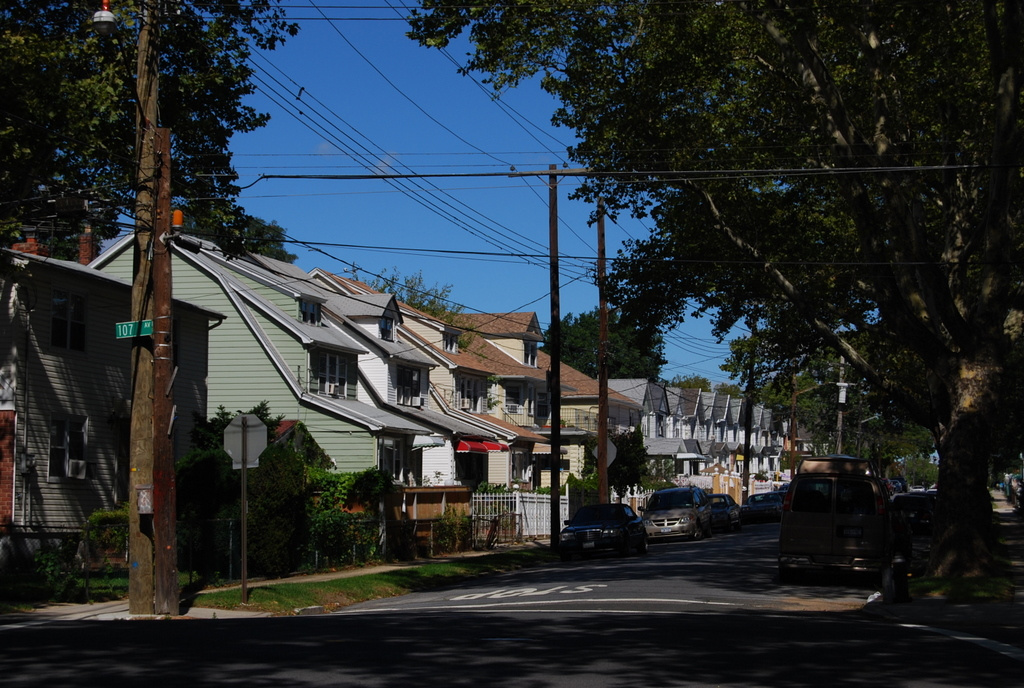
<box><xmin>928</xmin><ymin>356</ymin><xmax>1001</xmax><ymax>577</ymax></box>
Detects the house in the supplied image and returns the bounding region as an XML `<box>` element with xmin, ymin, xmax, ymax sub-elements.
<box><xmin>91</xmin><ymin>236</ymin><xmax>434</xmax><ymax>480</ymax></box>
<box><xmin>0</xmin><ymin>233</ymin><xmax>217</xmax><ymax>552</ymax></box>
<box><xmin>609</xmin><ymin>380</ymin><xmax>785</xmax><ymax>483</ymax></box>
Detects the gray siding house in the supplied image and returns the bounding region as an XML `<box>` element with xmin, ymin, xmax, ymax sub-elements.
<box><xmin>0</xmin><ymin>240</ymin><xmax>216</xmax><ymax>540</ymax></box>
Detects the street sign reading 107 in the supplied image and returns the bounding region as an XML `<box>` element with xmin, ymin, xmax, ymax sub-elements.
<box><xmin>115</xmin><ymin>320</ymin><xmax>154</xmax><ymax>339</ymax></box>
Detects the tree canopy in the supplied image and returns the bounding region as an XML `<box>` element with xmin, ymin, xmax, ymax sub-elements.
<box><xmin>407</xmin><ymin>1</ymin><xmax>1024</xmax><ymax>578</ymax></box>
<box><xmin>543</xmin><ymin>308</ymin><xmax>666</xmax><ymax>380</ymax></box>
<box><xmin>1</xmin><ymin>0</ymin><xmax>297</xmax><ymax>255</ymax></box>
<box><xmin>368</xmin><ymin>267</ymin><xmax>464</xmax><ymax>320</ymax></box>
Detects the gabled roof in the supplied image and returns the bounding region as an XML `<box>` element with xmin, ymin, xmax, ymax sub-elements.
<box><xmin>608</xmin><ymin>379</ymin><xmax>649</xmax><ymax>406</ymax></box>
<box><xmin>4</xmin><ymin>248</ymin><xmax>223</xmax><ymax>321</ymax></box>
<box><xmin>456</xmin><ymin>312</ymin><xmax>543</xmax><ymax>341</ymax></box>
<box><xmin>538</xmin><ymin>353</ymin><xmax>639</xmax><ymax>408</ymax></box>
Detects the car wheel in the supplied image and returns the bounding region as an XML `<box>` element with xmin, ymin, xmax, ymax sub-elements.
<box><xmin>692</xmin><ymin>524</ymin><xmax>704</xmax><ymax>541</ymax></box>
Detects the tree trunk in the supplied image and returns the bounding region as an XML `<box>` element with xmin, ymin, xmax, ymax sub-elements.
<box><xmin>927</xmin><ymin>357</ymin><xmax>999</xmax><ymax>577</ymax></box>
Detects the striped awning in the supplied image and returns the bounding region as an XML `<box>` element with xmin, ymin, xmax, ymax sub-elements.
<box><xmin>412</xmin><ymin>435</ymin><xmax>445</xmax><ymax>449</ymax></box>
<box><xmin>456</xmin><ymin>439</ymin><xmax>509</xmax><ymax>453</ymax></box>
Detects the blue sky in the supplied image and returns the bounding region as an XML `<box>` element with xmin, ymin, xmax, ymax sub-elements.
<box><xmin>227</xmin><ymin>3</ymin><xmax>738</xmax><ymax>384</ymax></box>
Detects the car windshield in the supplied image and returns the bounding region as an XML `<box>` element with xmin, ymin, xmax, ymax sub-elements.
<box><xmin>749</xmin><ymin>494</ymin><xmax>778</xmax><ymax>505</ymax></box>
<box><xmin>710</xmin><ymin>496</ymin><xmax>726</xmax><ymax>506</ymax></box>
<box><xmin>648</xmin><ymin>491</ymin><xmax>694</xmax><ymax>509</ymax></box>
<box><xmin>572</xmin><ymin>504</ymin><xmax>627</xmax><ymax>524</ymax></box>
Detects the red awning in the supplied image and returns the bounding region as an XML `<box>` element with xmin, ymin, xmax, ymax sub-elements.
<box><xmin>456</xmin><ymin>439</ymin><xmax>509</xmax><ymax>453</ymax></box>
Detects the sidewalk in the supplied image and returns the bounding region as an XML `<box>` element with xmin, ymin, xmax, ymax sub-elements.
<box><xmin>862</xmin><ymin>489</ymin><xmax>1024</xmax><ymax>629</ymax></box>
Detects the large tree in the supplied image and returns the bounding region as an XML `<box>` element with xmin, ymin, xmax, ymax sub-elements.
<box><xmin>408</xmin><ymin>2</ymin><xmax>1024</xmax><ymax>578</ymax></box>
<box><xmin>1</xmin><ymin>0</ymin><xmax>296</xmax><ymax>255</ymax></box>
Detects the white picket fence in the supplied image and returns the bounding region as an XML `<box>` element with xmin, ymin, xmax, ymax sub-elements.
<box><xmin>471</xmin><ymin>491</ymin><xmax>569</xmax><ymax>539</ymax></box>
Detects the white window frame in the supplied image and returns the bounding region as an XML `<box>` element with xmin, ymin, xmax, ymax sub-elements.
<box><xmin>443</xmin><ymin>331</ymin><xmax>459</xmax><ymax>354</ymax></box>
<box><xmin>396</xmin><ymin>366</ymin><xmax>422</xmax><ymax>406</ymax></box>
<box><xmin>379</xmin><ymin>315</ymin><xmax>394</xmax><ymax>342</ymax></box>
<box><xmin>524</xmin><ymin>341</ymin><xmax>538</xmax><ymax>366</ymax></box>
<box><xmin>49</xmin><ymin>416</ymin><xmax>87</xmax><ymax>480</ymax></box>
<box><xmin>318</xmin><ymin>351</ymin><xmax>346</xmax><ymax>397</ymax></box>
<box><xmin>300</xmin><ymin>300</ymin><xmax>321</xmax><ymax>325</ymax></box>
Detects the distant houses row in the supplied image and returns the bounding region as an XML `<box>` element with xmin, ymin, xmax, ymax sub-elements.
<box><xmin>1</xmin><ymin>230</ymin><xmax>798</xmax><ymax>536</ymax></box>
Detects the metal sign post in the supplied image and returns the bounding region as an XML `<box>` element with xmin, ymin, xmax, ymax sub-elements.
<box><xmin>224</xmin><ymin>413</ymin><xmax>266</xmax><ymax>604</ymax></box>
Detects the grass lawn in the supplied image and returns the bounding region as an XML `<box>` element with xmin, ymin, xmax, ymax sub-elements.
<box><xmin>187</xmin><ymin>548</ymin><xmax>560</xmax><ymax>616</ymax></box>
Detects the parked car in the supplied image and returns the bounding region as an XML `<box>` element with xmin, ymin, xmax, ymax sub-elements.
<box><xmin>740</xmin><ymin>491</ymin><xmax>785</xmax><ymax>523</ymax></box>
<box><xmin>559</xmin><ymin>503</ymin><xmax>648</xmax><ymax>561</ymax></box>
<box><xmin>709</xmin><ymin>493</ymin><xmax>741</xmax><ymax>532</ymax></box>
<box><xmin>890</xmin><ymin>492</ymin><xmax>936</xmax><ymax>535</ymax></box>
<box><xmin>778</xmin><ymin>455</ymin><xmax>911</xmax><ymax>603</ymax></box>
<box><xmin>641</xmin><ymin>486</ymin><xmax>713</xmax><ymax>540</ymax></box>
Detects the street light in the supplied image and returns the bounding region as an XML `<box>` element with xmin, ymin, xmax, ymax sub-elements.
<box><xmin>92</xmin><ymin>1</ymin><xmax>115</xmax><ymax>36</ymax></box>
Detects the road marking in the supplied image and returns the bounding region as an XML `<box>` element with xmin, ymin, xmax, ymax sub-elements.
<box><xmin>901</xmin><ymin>623</ymin><xmax>1024</xmax><ymax>663</ymax></box>
<box><xmin>333</xmin><ymin>597</ymin><xmax>739</xmax><ymax>615</ymax></box>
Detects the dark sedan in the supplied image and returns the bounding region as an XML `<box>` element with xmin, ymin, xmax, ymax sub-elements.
<box><xmin>890</xmin><ymin>492</ymin><xmax>936</xmax><ymax>535</ymax></box>
<box><xmin>709</xmin><ymin>493</ymin><xmax>741</xmax><ymax>532</ymax></box>
<box><xmin>559</xmin><ymin>503</ymin><xmax>648</xmax><ymax>561</ymax></box>
<box><xmin>741</xmin><ymin>491</ymin><xmax>785</xmax><ymax>523</ymax></box>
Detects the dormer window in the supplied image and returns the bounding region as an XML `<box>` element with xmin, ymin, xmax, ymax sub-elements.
<box><xmin>379</xmin><ymin>315</ymin><xmax>394</xmax><ymax>341</ymax></box>
<box><xmin>318</xmin><ymin>352</ymin><xmax>346</xmax><ymax>397</ymax></box>
<box><xmin>443</xmin><ymin>331</ymin><xmax>459</xmax><ymax>354</ymax></box>
<box><xmin>300</xmin><ymin>300</ymin><xmax>321</xmax><ymax>325</ymax></box>
<box><xmin>524</xmin><ymin>341</ymin><xmax>537</xmax><ymax>366</ymax></box>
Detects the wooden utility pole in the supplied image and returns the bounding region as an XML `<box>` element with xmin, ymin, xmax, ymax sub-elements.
<box><xmin>548</xmin><ymin>165</ymin><xmax>562</xmax><ymax>548</ymax></box>
<box><xmin>597</xmin><ymin>200</ymin><xmax>609</xmax><ymax>503</ymax></box>
<box><xmin>127</xmin><ymin>0</ymin><xmax>160</xmax><ymax>615</ymax></box>
<box><xmin>152</xmin><ymin>127</ymin><xmax>177</xmax><ymax>615</ymax></box>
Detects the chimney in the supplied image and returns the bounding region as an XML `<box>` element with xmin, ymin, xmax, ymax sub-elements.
<box><xmin>78</xmin><ymin>226</ymin><xmax>99</xmax><ymax>265</ymax></box>
<box><xmin>11</xmin><ymin>230</ymin><xmax>49</xmax><ymax>258</ymax></box>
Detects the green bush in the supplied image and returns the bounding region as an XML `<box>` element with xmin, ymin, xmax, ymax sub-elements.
<box><xmin>433</xmin><ymin>505</ymin><xmax>471</xmax><ymax>554</ymax></box>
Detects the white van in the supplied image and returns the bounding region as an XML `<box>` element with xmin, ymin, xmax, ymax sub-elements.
<box><xmin>778</xmin><ymin>455</ymin><xmax>911</xmax><ymax>603</ymax></box>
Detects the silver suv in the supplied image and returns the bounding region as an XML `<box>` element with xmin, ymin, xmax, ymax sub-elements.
<box><xmin>642</xmin><ymin>486</ymin><xmax>713</xmax><ymax>541</ymax></box>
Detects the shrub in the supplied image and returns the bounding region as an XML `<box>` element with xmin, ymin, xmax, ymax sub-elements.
<box><xmin>433</xmin><ymin>505</ymin><xmax>471</xmax><ymax>554</ymax></box>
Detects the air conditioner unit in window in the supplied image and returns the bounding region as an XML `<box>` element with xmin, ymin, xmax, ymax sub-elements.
<box><xmin>505</xmin><ymin>404</ymin><xmax>521</xmax><ymax>414</ymax></box>
<box><xmin>68</xmin><ymin>460</ymin><xmax>88</xmax><ymax>479</ymax></box>
<box><xmin>326</xmin><ymin>383</ymin><xmax>339</xmax><ymax>397</ymax></box>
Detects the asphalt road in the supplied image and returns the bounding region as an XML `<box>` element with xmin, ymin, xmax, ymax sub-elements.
<box><xmin>4</xmin><ymin>522</ymin><xmax>1021</xmax><ymax>687</ymax></box>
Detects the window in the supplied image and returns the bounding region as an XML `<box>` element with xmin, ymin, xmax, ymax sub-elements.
<box><xmin>49</xmin><ymin>417</ymin><xmax>87</xmax><ymax>479</ymax></box>
<box><xmin>457</xmin><ymin>376</ymin><xmax>484</xmax><ymax>412</ymax></box>
<box><xmin>318</xmin><ymin>352</ymin><xmax>346</xmax><ymax>397</ymax></box>
<box><xmin>51</xmin><ymin>289</ymin><xmax>85</xmax><ymax>351</ymax></box>
<box><xmin>300</xmin><ymin>300</ymin><xmax>321</xmax><ymax>325</ymax></box>
<box><xmin>524</xmin><ymin>341</ymin><xmax>537</xmax><ymax>366</ymax></box>
<box><xmin>379</xmin><ymin>315</ymin><xmax>394</xmax><ymax>341</ymax></box>
<box><xmin>536</xmin><ymin>391</ymin><xmax>549</xmax><ymax>420</ymax></box>
<box><xmin>443</xmin><ymin>331</ymin><xmax>459</xmax><ymax>354</ymax></box>
<box><xmin>397</xmin><ymin>366</ymin><xmax>422</xmax><ymax>406</ymax></box>
<box><xmin>505</xmin><ymin>384</ymin><xmax>522</xmax><ymax>413</ymax></box>
<box><xmin>380</xmin><ymin>437</ymin><xmax>416</xmax><ymax>485</ymax></box>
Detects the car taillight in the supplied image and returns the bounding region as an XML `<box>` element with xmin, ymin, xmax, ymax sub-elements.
<box><xmin>782</xmin><ymin>491</ymin><xmax>793</xmax><ymax>513</ymax></box>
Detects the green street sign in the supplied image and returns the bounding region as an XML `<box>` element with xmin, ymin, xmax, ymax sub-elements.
<box><xmin>115</xmin><ymin>320</ymin><xmax>154</xmax><ymax>339</ymax></box>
